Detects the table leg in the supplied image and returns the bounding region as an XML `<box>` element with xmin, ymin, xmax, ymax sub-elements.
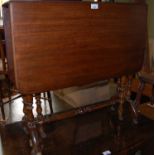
<box><xmin>35</xmin><ymin>93</ymin><xmax>43</xmax><ymax>121</ymax></box>
<box><xmin>22</xmin><ymin>94</ymin><xmax>42</xmax><ymax>155</ymax></box>
<box><xmin>117</xmin><ymin>76</ymin><xmax>127</xmax><ymax>120</ymax></box>
<box><xmin>35</xmin><ymin>93</ymin><xmax>46</xmax><ymax>138</ymax></box>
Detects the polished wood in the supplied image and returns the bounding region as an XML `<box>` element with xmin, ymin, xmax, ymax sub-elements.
<box><xmin>22</xmin><ymin>95</ymin><xmax>34</xmax><ymax>122</ymax></box>
<box><xmin>117</xmin><ymin>76</ymin><xmax>127</xmax><ymax>120</ymax></box>
<box><xmin>43</xmin><ymin>97</ymin><xmax>117</xmax><ymax>124</ymax></box>
<box><xmin>2</xmin><ymin>1</ymin><xmax>147</xmax><ymax>154</ymax></box>
<box><xmin>0</xmin><ymin>28</ymin><xmax>9</xmax><ymax>122</ymax></box>
<box><xmin>3</xmin><ymin>1</ymin><xmax>147</xmax><ymax>94</ymax></box>
<box><xmin>22</xmin><ymin>95</ymin><xmax>42</xmax><ymax>155</ymax></box>
<box><xmin>35</xmin><ymin>93</ymin><xmax>43</xmax><ymax>121</ymax></box>
<box><xmin>0</xmin><ymin>104</ymin><xmax>153</xmax><ymax>155</ymax></box>
<box><xmin>133</xmin><ymin>72</ymin><xmax>153</xmax><ymax>122</ymax></box>
<box><xmin>139</xmin><ymin>103</ymin><xmax>154</xmax><ymax>120</ymax></box>
<box><xmin>131</xmin><ymin>78</ymin><xmax>152</xmax><ymax>97</ymax></box>
<box><xmin>0</xmin><ymin>27</ymin><xmax>53</xmax><ymax>122</ymax></box>
<box><xmin>0</xmin><ymin>41</ymin><xmax>7</xmax><ymax>75</ymax></box>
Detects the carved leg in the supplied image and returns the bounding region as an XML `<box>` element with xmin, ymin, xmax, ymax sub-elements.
<box><xmin>117</xmin><ymin>76</ymin><xmax>127</xmax><ymax>120</ymax></box>
<box><xmin>35</xmin><ymin>93</ymin><xmax>43</xmax><ymax>121</ymax></box>
<box><xmin>35</xmin><ymin>93</ymin><xmax>46</xmax><ymax>138</ymax></box>
<box><xmin>22</xmin><ymin>95</ymin><xmax>42</xmax><ymax>155</ymax></box>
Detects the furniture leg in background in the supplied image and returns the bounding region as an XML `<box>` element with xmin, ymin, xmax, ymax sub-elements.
<box><xmin>117</xmin><ymin>75</ymin><xmax>134</xmax><ymax>121</ymax></box>
<box><xmin>134</xmin><ymin>73</ymin><xmax>154</xmax><ymax>122</ymax></box>
<box><xmin>47</xmin><ymin>91</ymin><xmax>53</xmax><ymax>114</ymax></box>
<box><xmin>125</xmin><ymin>75</ymin><xmax>140</xmax><ymax>123</ymax></box>
<box><xmin>41</xmin><ymin>91</ymin><xmax>53</xmax><ymax>114</ymax></box>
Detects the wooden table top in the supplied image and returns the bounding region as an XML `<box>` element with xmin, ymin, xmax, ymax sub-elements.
<box><xmin>3</xmin><ymin>1</ymin><xmax>147</xmax><ymax>94</ymax></box>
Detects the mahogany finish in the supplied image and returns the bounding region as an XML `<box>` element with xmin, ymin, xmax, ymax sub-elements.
<box><xmin>2</xmin><ymin>1</ymin><xmax>147</xmax><ymax>154</ymax></box>
<box><xmin>3</xmin><ymin>1</ymin><xmax>147</xmax><ymax>94</ymax></box>
<box><xmin>0</xmin><ymin>104</ymin><xmax>154</xmax><ymax>155</ymax></box>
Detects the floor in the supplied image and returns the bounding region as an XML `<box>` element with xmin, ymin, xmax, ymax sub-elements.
<box><xmin>0</xmin><ymin>94</ymin><xmax>154</xmax><ymax>155</ymax></box>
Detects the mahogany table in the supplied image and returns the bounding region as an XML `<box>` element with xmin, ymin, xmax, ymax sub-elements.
<box><xmin>3</xmin><ymin>1</ymin><xmax>147</xmax><ymax>154</ymax></box>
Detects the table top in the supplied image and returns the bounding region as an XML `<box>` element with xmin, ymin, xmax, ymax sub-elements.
<box><xmin>3</xmin><ymin>1</ymin><xmax>147</xmax><ymax>93</ymax></box>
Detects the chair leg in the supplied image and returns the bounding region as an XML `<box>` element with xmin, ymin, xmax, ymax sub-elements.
<box><xmin>47</xmin><ymin>91</ymin><xmax>53</xmax><ymax>114</ymax></box>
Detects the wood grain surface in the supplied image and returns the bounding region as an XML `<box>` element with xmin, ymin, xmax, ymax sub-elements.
<box><xmin>3</xmin><ymin>2</ymin><xmax>147</xmax><ymax>93</ymax></box>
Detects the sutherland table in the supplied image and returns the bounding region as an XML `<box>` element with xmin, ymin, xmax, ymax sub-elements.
<box><xmin>3</xmin><ymin>1</ymin><xmax>147</xmax><ymax>154</ymax></box>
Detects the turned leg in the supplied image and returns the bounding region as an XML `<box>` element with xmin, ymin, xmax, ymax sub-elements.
<box><xmin>22</xmin><ymin>95</ymin><xmax>42</xmax><ymax>155</ymax></box>
<box><xmin>35</xmin><ymin>93</ymin><xmax>43</xmax><ymax>121</ymax></box>
<box><xmin>35</xmin><ymin>93</ymin><xmax>46</xmax><ymax>138</ymax></box>
<box><xmin>117</xmin><ymin>76</ymin><xmax>127</xmax><ymax>120</ymax></box>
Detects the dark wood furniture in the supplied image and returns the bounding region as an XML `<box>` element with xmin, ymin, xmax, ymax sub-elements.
<box><xmin>0</xmin><ymin>26</ymin><xmax>10</xmax><ymax>121</ymax></box>
<box><xmin>0</xmin><ymin>27</ymin><xmax>53</xmax><ymax>122</ymax></box>
<box><xmin>129</xmin><ymin>0</ymin><xmax>154</xmax><ymax>123</ymax></box>
<box><xmin>3</xmin><ymin>1</ymin><xmax>147</xmax><ymax>154</ymax></box>
<box><xmin>1</xmin><ymin>105</ymin><xmax>154</xmax><ymax>155</ymax></box>
<box><xmin>131</xmin><ymin>72</ymin><xmax>154</xmax><ymax>121</ymax></box>
<box><xmin>0</xmin><ymin>40</ymin><xmax>7</xmax><ymax>121</ymax></box>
